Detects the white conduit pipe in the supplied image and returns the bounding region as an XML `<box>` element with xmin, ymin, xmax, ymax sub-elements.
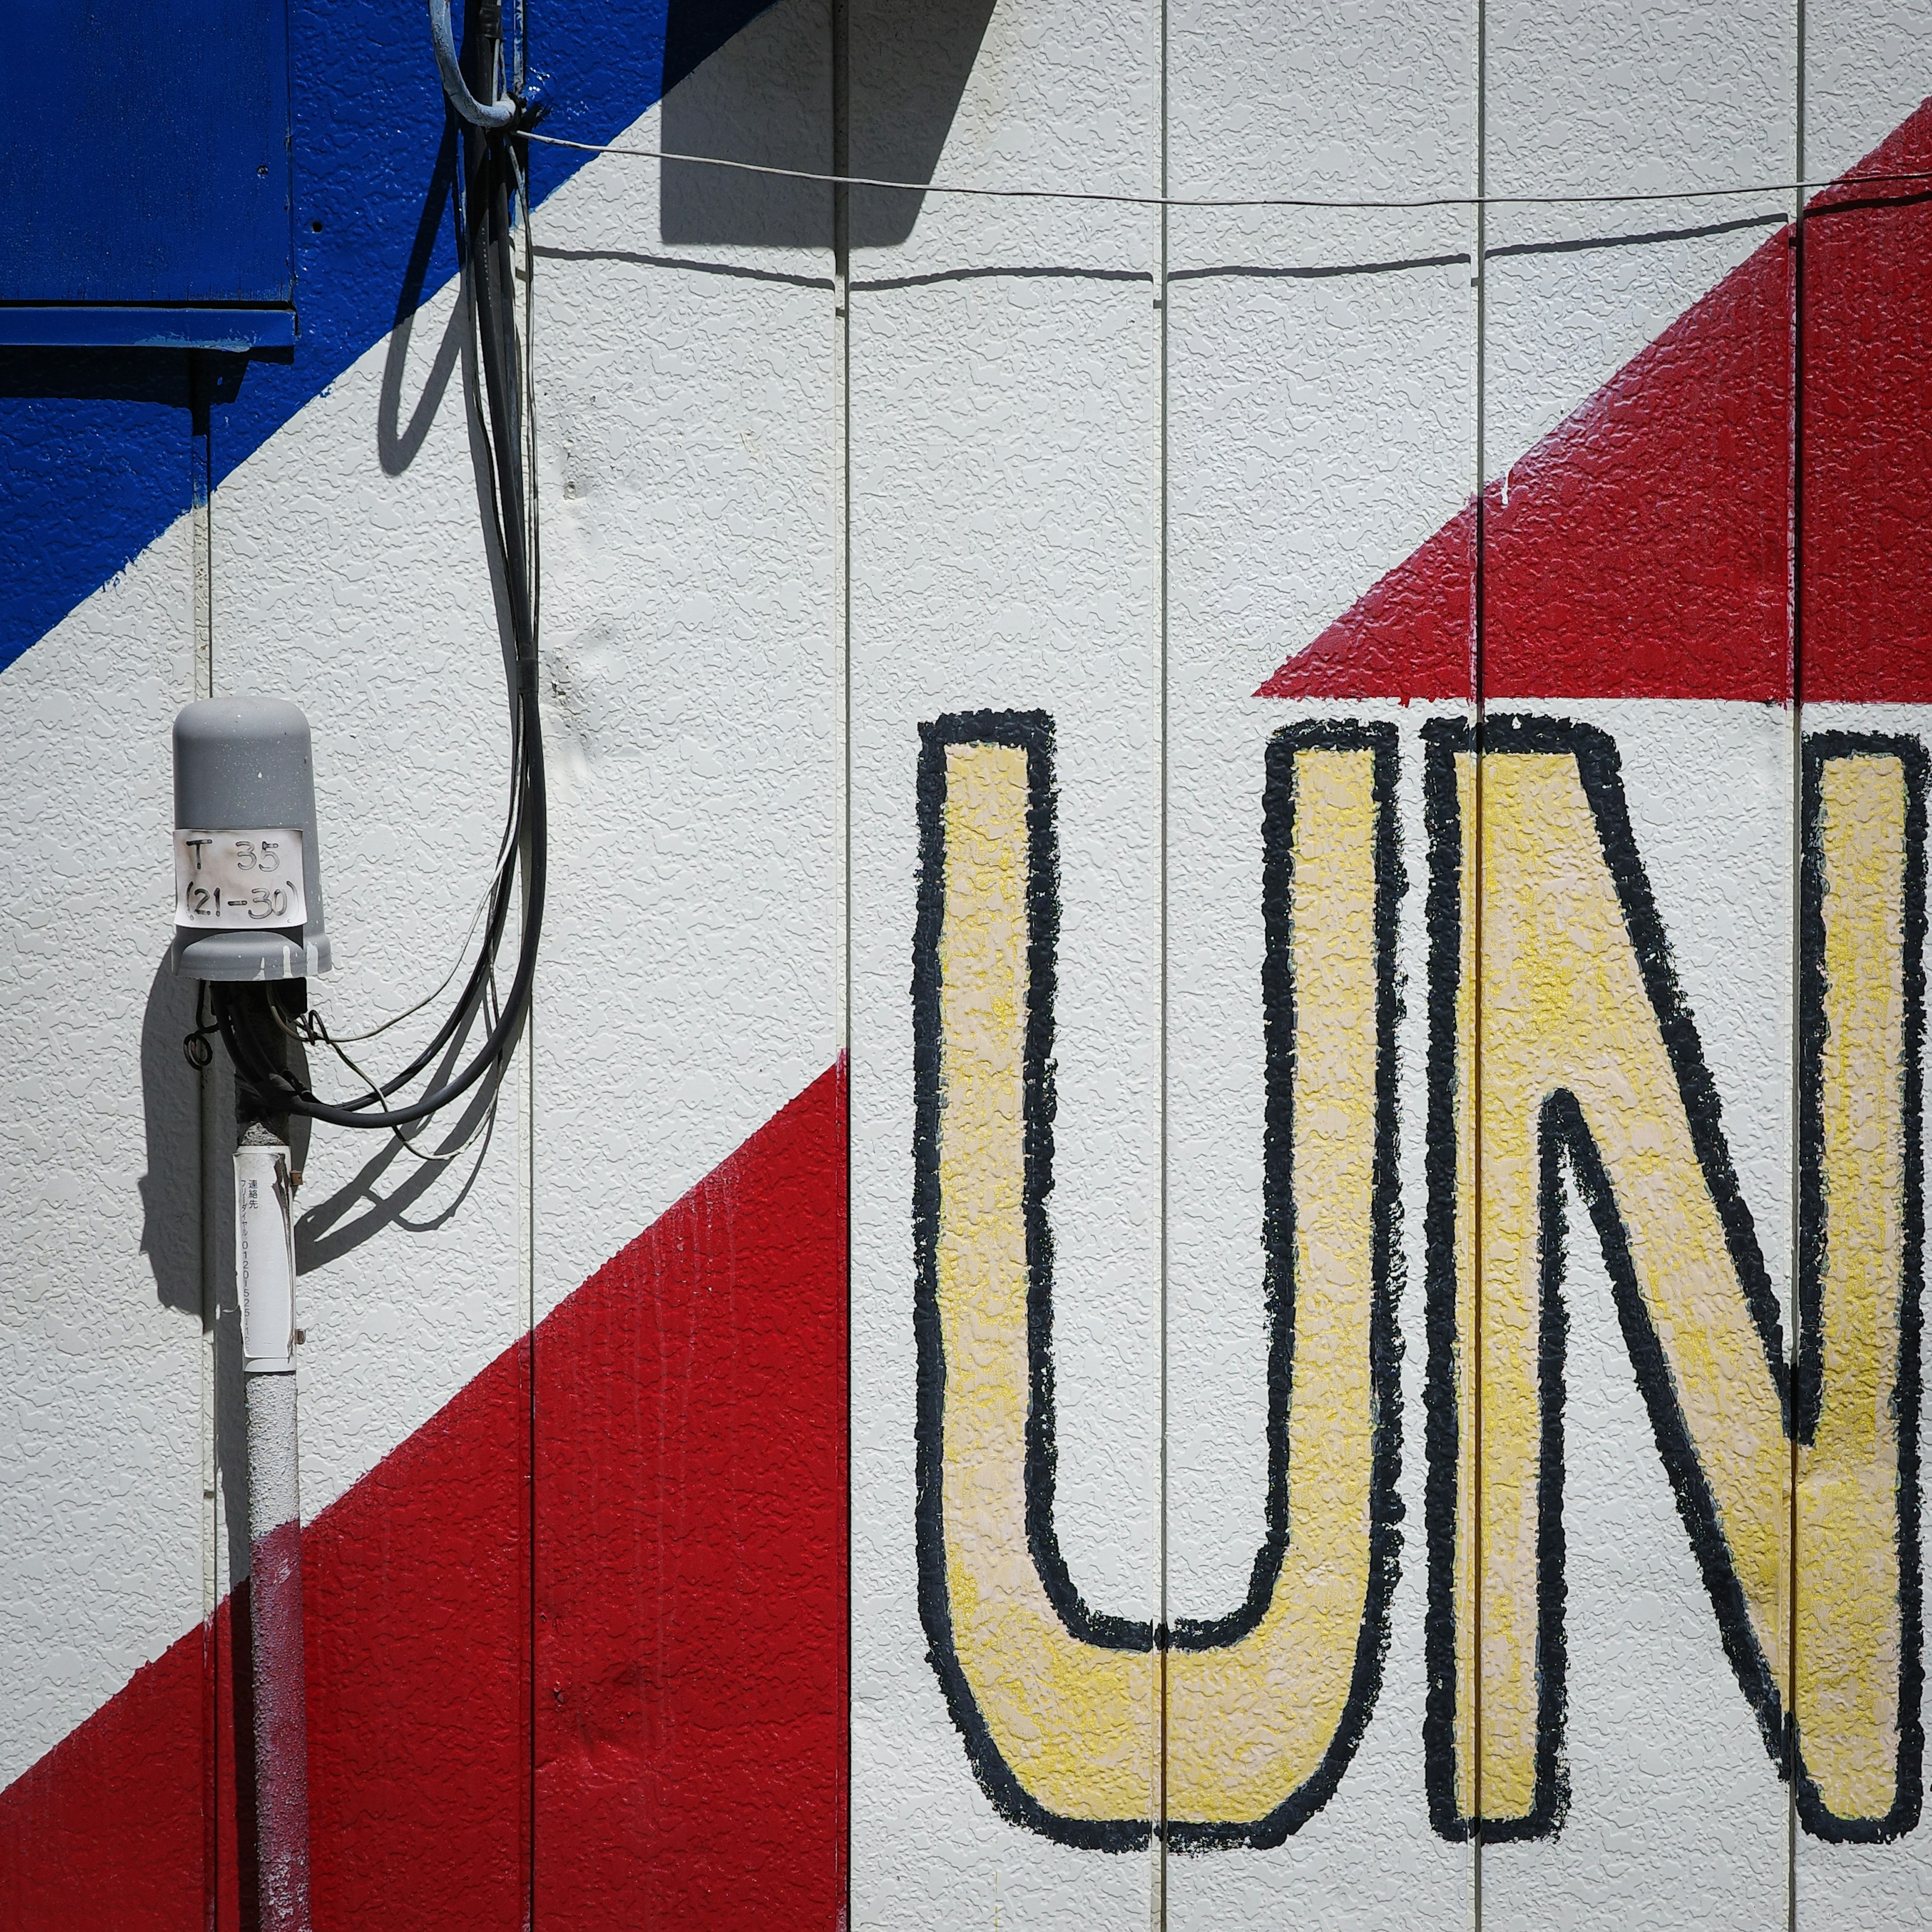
<box><xmin>235</xmin><ymin>1126</ymin><xmax>312</xmax><ymax>1932</ymax></box>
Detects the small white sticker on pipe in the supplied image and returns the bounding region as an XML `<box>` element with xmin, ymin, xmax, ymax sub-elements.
<box><xmin>235</xmin><ymin>1144</ymin><xmax>298</xmax><ymax>1374</ymax></box>
<box><xmin>174</xmin><ymin>827</ymin><xmax>306</xmax><ymax>928</ymax></box>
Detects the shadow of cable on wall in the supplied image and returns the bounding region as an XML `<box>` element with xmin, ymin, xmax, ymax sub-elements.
<box><xmin>659</xmin><ymin>0</ymin><xmax>998</xmax><ymax>248</ymax></box>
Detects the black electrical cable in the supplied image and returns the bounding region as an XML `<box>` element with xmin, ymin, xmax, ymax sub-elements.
<box><xmin>227</xmin><ymin>5</ymin><xmax>545</xmax><ymax>1132</ymax></box>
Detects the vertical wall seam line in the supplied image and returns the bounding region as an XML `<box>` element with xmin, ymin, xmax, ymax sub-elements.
<box><xmin>832</xmin><ymin>0</ymin><xmax>853</xmax><ymax>1912</ymax></box>
<box><xmin>190</xmin><ymin>348</ymin><xmax>219</xmax><ymax>1932</ymax></box>
<box><xmin>1787</xmin><ymin>6</ymin><xmax>1807</xmax><ymax>1924</ymax></box>
<box><xmin>1155</xmin><ymin>0</ymin><xmax>1172</xmax><ymax>1906</ymax></box>
<box><xmin>1471</xmin><ymin>2</ymin><xmax>1488</xmax><ymax>1917</ymax></box>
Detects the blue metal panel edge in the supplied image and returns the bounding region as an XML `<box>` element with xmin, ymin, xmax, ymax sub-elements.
<box><xmin>0</xmin><ymin>309</ymin><xmax>297</xmax><ymax>352</ymax></box>
<box><xmin>5</xmin><ymin>0</ymin><xmax>295</xmax><ymax>306</ymax></box>
<box><xmin>0</xmin><ymin>0</ymin><xmax>782</xmax><ymax>676</ymax></box>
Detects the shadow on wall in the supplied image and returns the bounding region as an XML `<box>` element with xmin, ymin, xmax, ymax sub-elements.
<box><xmin>140</xmin><ymin>954</ymin><xmax>257</xmax><ymax>1569</ymax></box>
<box><xmin>291</xmin><ymin>1072</ymin><xmax>503</xmax><ymax>1276</ymax></box>
<box><xmin>0</xmin><ymin>346</ymin><xmax>248</xmax><ymax>413</ymax></box>
<box><xmin>660</xmin><ymin>0</ymin><xmax>998</xmax><ymax>247</ymax></box>
<box><xmin>141</xmin><ymin>954</ymin><xmax>319</xmax><ymax>1315</ymax></box>
<box><xmin>139</xmin><ymin>956</ymin><xmax>204</xmax><ymax>1321</ymax></box>
<box><xmin>378</xmin><ymin>126</ymin><xmax>464</xmax><ymax>479</ymax></box>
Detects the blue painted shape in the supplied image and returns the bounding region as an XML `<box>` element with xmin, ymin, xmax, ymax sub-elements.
<box><xmin>0</xmin><ymin>354</ymin><xmax>198</xmax><ymax>656</ymax></box>
<box><xmin>0</xmin><ymin>310</ymin><xmax>297</xmax><ymax>352</ymax></box>
<box><xmin>3</xmin><ymin>0</ymin><xmax>293</xmax><ymax>304</ymax></box>
<box><xmin>0</xmin><ymin>0</ymin><xmax>778</xmax><ymax>677</ymax></box>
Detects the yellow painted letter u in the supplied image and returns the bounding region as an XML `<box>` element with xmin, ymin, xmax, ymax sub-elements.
<box><xmin>911</xmin><ymin>710</ymin><xmax>1403</xmax><ymax>1848</ymax></box>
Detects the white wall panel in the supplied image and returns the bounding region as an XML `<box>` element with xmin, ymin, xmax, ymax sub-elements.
<box><xmin>1482</xmin><ymin>0</ymin><xmax>1795</xmax><ymax>480</ymax></box>
<box><xmin>1804</xmin><ymin>0</ymin><xmax>1932</xmax><ymax>178</ymax></box>
<box><xmin>1791</xmin><ymin>702</ymin><xmax>1932</xmax><ymax>1932</ymax></box>
<box><xmin>1797</xmin><ymin>10</ymin><xmax>1932</xmax><ymax>1930</ymax></box>
<box><xmin>1164</xmin><ymin>2</ymin><xmax>1476</xmax><ymax>1925</ymax></box>
<box><xmin>847</xmin><ymin>0</ymin><xmax>1160</xmax><ymax>1916</ymax></box>
<box><xmin>527</xmin><ymin>0</ymin><xmax>842</xmax><ymax>1319</ymax></box>
<box><xmin>203</xmin><ymin>0</ymin><xmax>844</xmax><ymax>1554</ymax></box>
<box><xmin>1480</xmin><ymin>4</ymin><xmax>1797</xmax><ymax>1918</ymax></box>
<box><xmin>0</xmin><ymin>531</ymin><xmax>206</xmax><ymax>1786</ymax></box>
<box><xmin>1476</xmin><ymin>701</ymin><xmax>1795</xmax><ymax>1929</ymax></box>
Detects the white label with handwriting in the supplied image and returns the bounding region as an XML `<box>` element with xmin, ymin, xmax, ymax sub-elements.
<box><xmin>173</xmin><ymin>828</ymin><xmax>306</xmax><ymax>928</ymax></box>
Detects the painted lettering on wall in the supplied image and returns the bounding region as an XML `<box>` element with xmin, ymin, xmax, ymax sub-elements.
<box><xmin>913</xmin><ymin>708</ymin><xmax>1924</xmax><ymax>1848</ymax></box>
<box><xmin>1423</xmin><ymin>718</ymin><xmax>1923</xmax><ymax>1844</ymax></box>
<box><xmin>911</xmin><ymin>710</ymin><xmax>1402</xmax><ymax>1847</ymax></box>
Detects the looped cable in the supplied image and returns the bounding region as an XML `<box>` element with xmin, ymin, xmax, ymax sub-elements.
<box><xmin>183</xmin><ymin>982</ymin><xmax>220</xmax><ymax>1069</ymax></box>
<box><xmin>428</xmin><ymin>0</ymin><xmax>518</xmax><ymax>128</ymax></box>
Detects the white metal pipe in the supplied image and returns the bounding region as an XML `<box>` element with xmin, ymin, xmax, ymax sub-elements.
<box><xmin>235</xmin><ymin>1127</ymin><xmax>312</xmax><ymax>1932</ymax></box>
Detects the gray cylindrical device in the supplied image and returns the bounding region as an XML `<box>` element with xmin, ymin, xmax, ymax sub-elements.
<box><xmin>171</xmin><ymin>697</ymin><xmax>333</xmax><ymax>982</ymax></box>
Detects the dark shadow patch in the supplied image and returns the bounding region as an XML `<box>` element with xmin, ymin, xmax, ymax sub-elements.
<box><xmin>139</xmin><ymin>957</ymin><xmax>206</xmax><ymax>1319</ymax></box>
<box><xmin>0</xmin><ymin>347</ymin><xmax>245</xmax><ymax>408</ymax></box>
<box><xmin>378</xmin><ymin>125</ymin><xmax>463</xmax><ymax>477</ymax></box>
<box><xmin>659</xmin><ymin>0</ymin><xmax>994</xmax><ymax>249</ymax></box>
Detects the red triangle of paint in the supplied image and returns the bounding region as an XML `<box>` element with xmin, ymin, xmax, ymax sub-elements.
<box><xmin>0</xmin><ymin>1068</ymin><xmax>847</xmax><ymax>1931</ymax></box>
<box><xmin>1259</xmin><ymin>99</ymin><xmax>1932</xmax><ymax>704</ymax></box>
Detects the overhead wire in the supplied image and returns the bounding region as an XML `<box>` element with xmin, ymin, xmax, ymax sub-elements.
<box><xmin>225</xmin><ymin>45</ymin><xmax>1928</xmax><ymax>1130</ymax></box>
<box><xmin>525</xmin><ymin>129</ymin><xmax>1932</xmax><ymax>214</ymax></box>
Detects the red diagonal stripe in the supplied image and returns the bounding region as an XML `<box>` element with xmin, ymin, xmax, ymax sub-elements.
<box><xmin>0</xmin><ymin>1065</ymin><xmax>847</xmax><ymax>1932</ymax></box>
<box><xmin>1260</xmin><ymin>99</ymin><xmax>1932</xmax><ymax>704</ymax></box>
